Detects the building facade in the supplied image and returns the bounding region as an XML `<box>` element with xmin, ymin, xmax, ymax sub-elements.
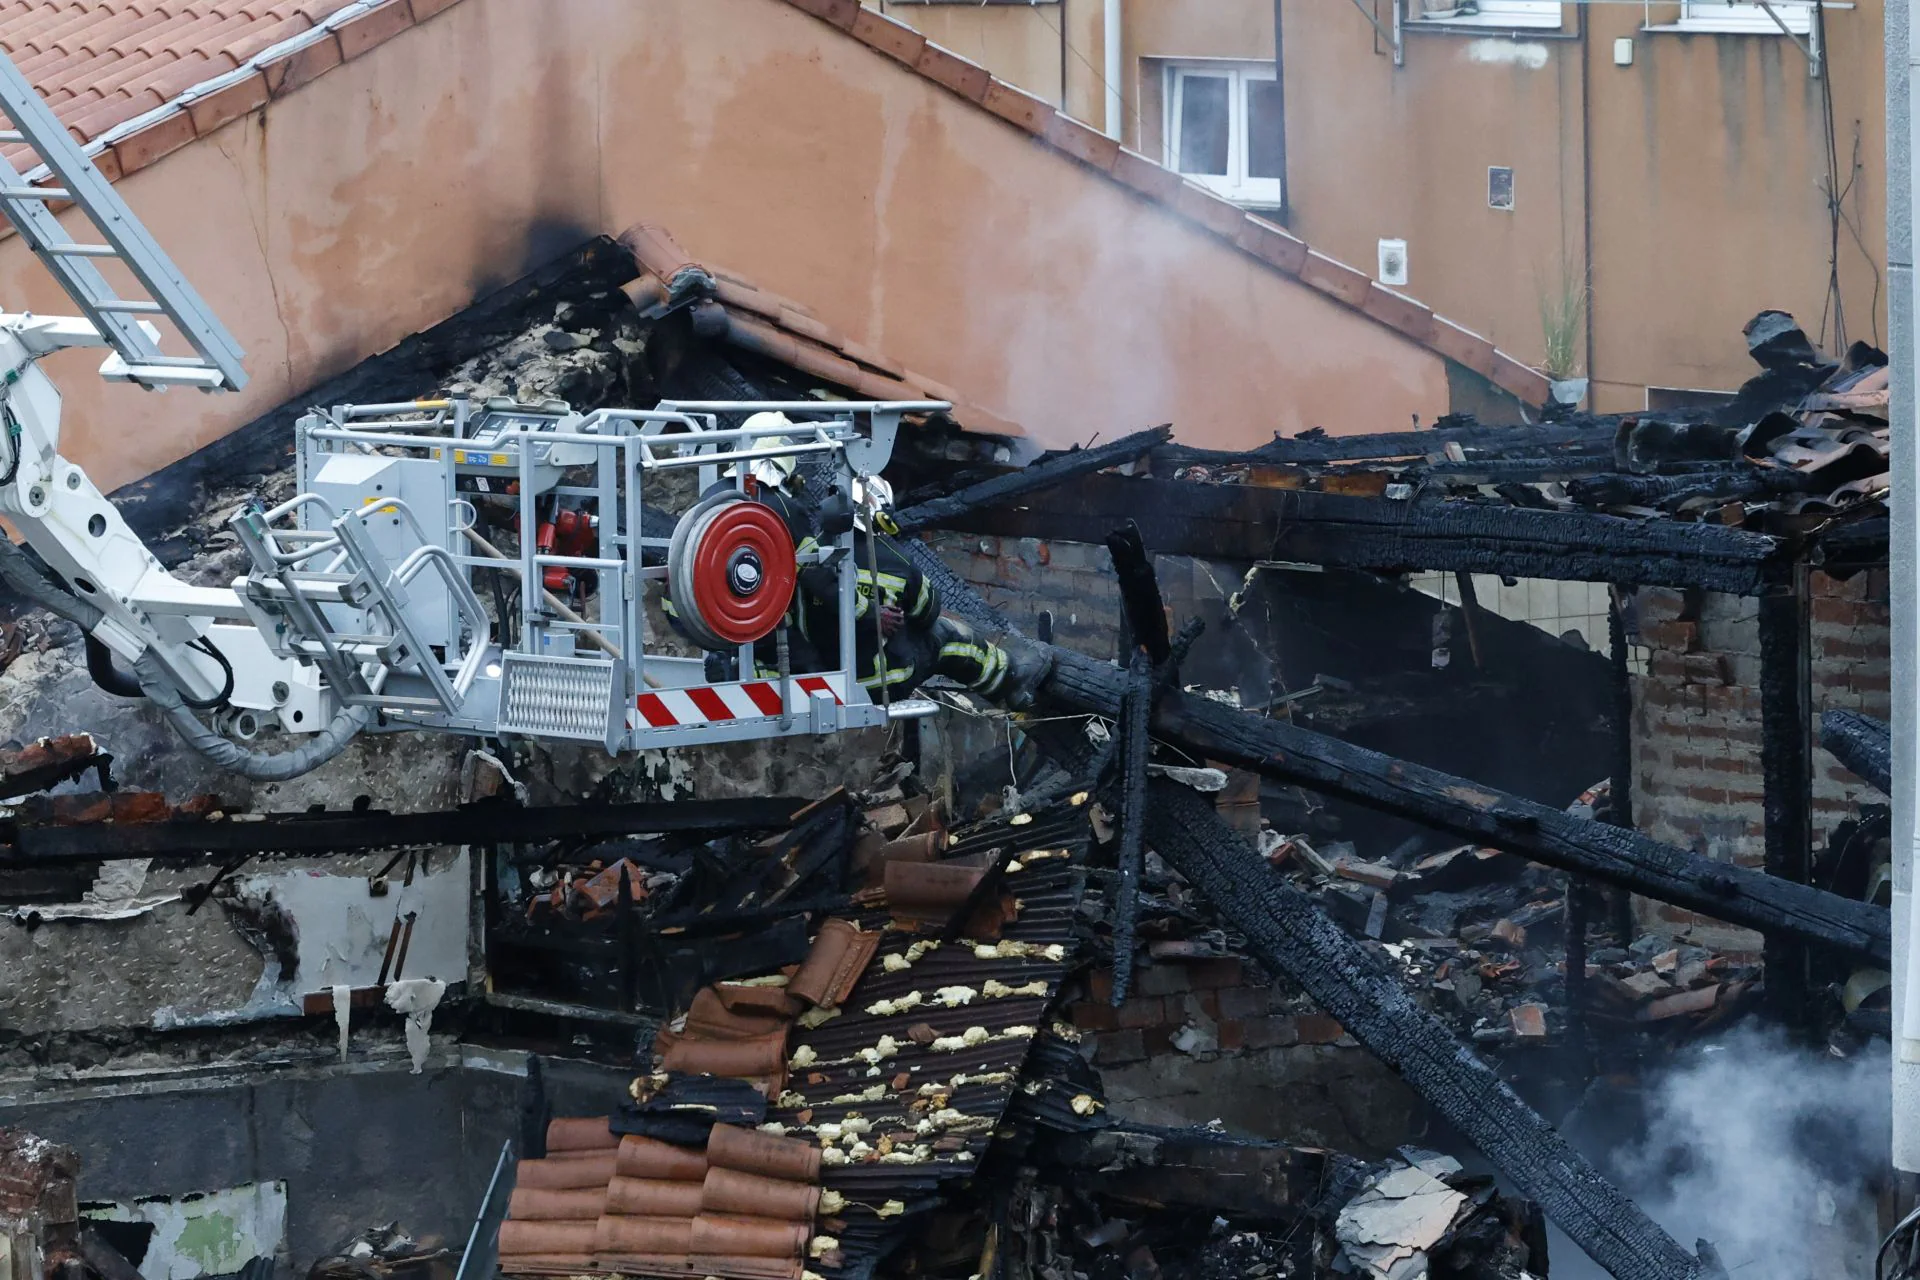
<box><xmin>875</xmin><ymin>0</ymin><xmax>1886</xmax><ymax>411</ymax></box>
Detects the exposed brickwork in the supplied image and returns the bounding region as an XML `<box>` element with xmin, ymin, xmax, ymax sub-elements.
<box><xmin>924</xmin><ymin>532</ymin><xmax>1244</xmax><ymax>660</ymax></box>
<box><xmin>1631</xmin><ymin>571</ymin><xmax>1889</xmax><ymax>944</ymax></box>
<box><xmin>1063</xmin><ymin>958</ymin><xmax>1355</xmax><ymax>1069</ymax></box>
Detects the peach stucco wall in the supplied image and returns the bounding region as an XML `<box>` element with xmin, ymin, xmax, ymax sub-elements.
<box><xmin>0</xmin><ymin>0</ymin><xmax>1450</xmax><ymax>496</ymax></box>
<box><xmin>883</xmin><ymin>0</ymin><xmax>1888</xmax><ymax>411</ymax></box>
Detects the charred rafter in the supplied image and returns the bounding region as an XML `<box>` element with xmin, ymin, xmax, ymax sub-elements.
<box><xmin>0</xmin><ymin>797</ymin><xmax>805</xmax><ymax>865</ymax></box>
<box><xmin>925</xmin><ymin>472</ymin><xmax>1786</xmax><ymax>593</ymax></box>
<box><xmin>927</xmin><ymin>540</ymin><xmax>1702</xmax><ymax>1280</ymax></box>
<box><xmin>1021</xmin><ymin>715</ymin><xmax>1704</xmax><ymax>1280</ymax></box>
<box><xmin>1822</xmin><ymin>709</ymin><xmax>1892</xmax><ymax>794</ymax></box>
<box><xmin>1149</xmin><ymin>421</ymin><xmax>1618</xmax><ymax>468</ymax></box>
<box><xmin>1038</xmin><ymin>648</ymin><xmax>1889</xmax><ymax>963</ymax></box>
<box><xmin>892</xmin><ymin>425</ymin><xmax>1170</xmax><ymax>536</ymax></box>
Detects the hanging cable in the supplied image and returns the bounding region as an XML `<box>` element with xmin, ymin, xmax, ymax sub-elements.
<box><xmin>1813</xmin><ymin>0</ymin><xmax>1847</xmax><ymax>352</ymax></box>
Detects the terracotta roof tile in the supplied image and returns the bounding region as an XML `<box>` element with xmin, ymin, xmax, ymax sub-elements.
<box><xmin>848</xmin><ymin>5</ymin><xmax>923</xmax><ymax>66</ymax></box>
<box><xmin>615</xmin><ymin>1135</ymin><xmax>710</xmax><ymax>1182</ymax></box>
<box><xmin>335</xmin><ymin>0</ymin><xmax>410</xmax><ymax>60</ymax></box>
<box><xmin>0</xmin><ymin>0</ymin><xmax>454</xmax><ymax>171</ymax></box>
<box><xmin>546</xmin><ymin>1115</ymin><xmax>619</xmax><ymax>1152</ymax></box>
<box><xmin>607</xmin><ymin>1176</ymin><xmax>705</xmax><ymax>1218</ymax></box>
<box><xmin>617</xmin><ymin>221</ymin><xmax>1024</xmax><ymax>437</ymax></box>
<box><xmin>518</xmin><ymin>1153</ymin><xmax>619</xmax><ymax>1191</ymax></box>
<box><xmin>774</xmin><ymin>0</ymin><xmax>1548</xmax><ymax>405</ymax></box>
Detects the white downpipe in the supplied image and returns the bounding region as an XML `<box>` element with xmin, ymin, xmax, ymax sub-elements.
<box><xmin>1104</xmin><ymin>0</ymin><xmax>1124</xmax><ymax>141</ymax></box>
<box><xmin>1893</xmin><ymin>0</ymin><xmax>1920</xmax><ymax>1171</ymax></box>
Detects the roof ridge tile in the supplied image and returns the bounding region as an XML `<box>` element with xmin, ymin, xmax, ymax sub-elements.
<box><xmin>773</xmin><ymin>0</ymin><xmax>1546</xmax><ymax>405</ymax></box>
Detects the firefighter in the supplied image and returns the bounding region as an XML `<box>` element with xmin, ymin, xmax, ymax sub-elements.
<box><xmin>678</xmin><ymin>413</ymin><xmax>1049</xmax><ymax>709</ymax></box>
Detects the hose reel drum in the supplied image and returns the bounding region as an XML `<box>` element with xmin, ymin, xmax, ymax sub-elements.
<box><xmin>666</xmin><ymin>491</ymin><xmax>797</xmax><ymax>651</ymax></box>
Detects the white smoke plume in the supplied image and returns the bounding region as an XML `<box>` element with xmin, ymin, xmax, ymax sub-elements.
<box><xmin>1555</xmin><ymin>1026</ymin><xmax>1891</xmax><ymax>1279</ymax></box>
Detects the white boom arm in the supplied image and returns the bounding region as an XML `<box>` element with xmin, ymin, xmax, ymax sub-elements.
<box><xmin>0</xmin><ymin>51</ymin><xmax>939</xmax><ymax>780</ymax></box>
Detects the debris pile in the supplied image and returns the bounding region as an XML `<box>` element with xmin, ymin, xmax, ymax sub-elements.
<box><xmin>1161</xmin><ymin>310</ymin><xmax>1887</xmax><ymax>532</ymax></box>
<box><xmin>1264</xmin><ymin>822</ymin><xmax>1761</xmax><ymax>1049</ymax></box>
<box><xmin>490</xmin><ymin>792</ymin><xmax>1088</xmax><ymax>1280</ymax></box>
<box><xmin>494</xmin><ymin>786</ymin><xmax>1551</xmax><ymax>1280</ymax></box>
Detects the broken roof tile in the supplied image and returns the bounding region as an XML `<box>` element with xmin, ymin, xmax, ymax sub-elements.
<box><xmin>656</xmin><ymin>1027</ymin><xmax>789</xmax><ymax>1082</ymax></box>
<box><xmin>787</xmin><ymin>918</ymin><xmax>882</xmax><ymax>1009</ymax></box>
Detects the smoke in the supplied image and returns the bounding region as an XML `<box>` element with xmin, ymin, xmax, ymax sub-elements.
<box><xmin>1554</xmin><ymin>1026</ymin><xmax>1891</xmax><ymax>1280</ymax></box>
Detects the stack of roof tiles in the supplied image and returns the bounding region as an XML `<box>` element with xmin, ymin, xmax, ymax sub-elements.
<box><xmin>503</xmin><ymin>1122</ymin><xmax>826</xmax><ymax>1280</ymax></box>
<box><xmin>499</xmin><ymin>1118</ymin><xmax>620</xmax><ymax>1272</ymax></box>
<box><xmin>499</xmin><ymin>799</ymin><xmax>1088</xmax><ymax>1280</ymax></box>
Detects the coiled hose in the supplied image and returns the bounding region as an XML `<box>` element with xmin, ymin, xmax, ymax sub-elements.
<box><xmin>134</xmin><ymin>649</ymin><xmax>371</xmax><ymax>782</ymax></box>
<box><xmin>0</xmin><ymin>535</ymin><xmax>369</xmax><ymax>780</ymax></box>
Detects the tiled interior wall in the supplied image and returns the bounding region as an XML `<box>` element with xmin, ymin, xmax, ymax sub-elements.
<box><xmin>1408</xmin><ymin>572</ymin><xmax>1615</xmax><ymax>654</ymax></box>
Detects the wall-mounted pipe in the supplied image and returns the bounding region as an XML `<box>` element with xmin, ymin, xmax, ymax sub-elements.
<box><xmin>1104</xmin><ymin>0</ymin><xmax>1123</xmax><ymax>141</ymax></box>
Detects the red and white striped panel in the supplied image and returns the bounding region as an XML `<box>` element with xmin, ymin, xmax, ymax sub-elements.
<box><xmin>633</xmin><ymin>674</ymin><xmax>848</xmax><ymax>729</ymax></box>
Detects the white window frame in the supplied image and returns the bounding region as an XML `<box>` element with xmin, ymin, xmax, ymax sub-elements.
<box><xmin>1404</xmin><ymin>1</ymin><xmax>1563</xmax><ymax>30</ymax></box>
<box><xmin>1162</xmin><ymin>60</ymin><xmax>1284</xmax><ymax>209</ymax></box>
<box><xmin>1672</xmin><ymin>0</ymin><xmax>1813</xmax><ymax>33</ymax></box>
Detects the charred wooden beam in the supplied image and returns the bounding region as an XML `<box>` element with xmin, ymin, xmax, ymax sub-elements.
<box><xmin>1131</xmin><ymin>778</ymin><xmax>1702</xmax><ymax>1280</ymax></box>
<box><xmin>1759</xmin><ymin>575</ymin><xmax>1815</xmax><ymax>1022</ymax></box>
<box><xmin>1151</xmin><ymin>421</ymin><xmax>1617</xmax><ymax>468</ymax></box>
<box><xmin>1026</xmin><ymin>712</ymin><xmax>1702</xmax><ymax>1280</ymax></box>
<box><xmin>915</xmin><ymin>544</ymin><xmax>1697</xmax><ymax>1279</ymax></box>
<box><xmin>0</xmin><ymin>797</ymin><xmax>805</xmax><ymax>865</ymax></box>
<box><xmin>1107</xmin><ymin>521</ymin><xmax>1171</xmax><ymax>663</ymax></box>
<box><xmin>899</xmin><ymin>538</ymin><xmax>1015</xmax><ymax>635</ymax></box>
<box><xmin>1039</xmin><ymin>649</ymin><xmax>1889</xmax><ymax>962</ymax></box>
<box><xmin>1110</xmin><ymin>652</ymin><xmax>1153</xmax><ymax>1006</ymax></box>
<box><xmin>930</xmin><ymin>472</ymin><xmax>1783</xmax><ymax>593</ymax></box>
<box><xmin>1821</xmin><ymin>709</ymin><xmax>1892</xmax><ymax>794</ymax></box>
<box><xmin>1044</xmin><ymin>1123</ymin><xmax>1357</xmax><ymax>1224</ymax></box>
<box><xmin>892</xmin><ymin>426</ymin><xmax>1171</xmax><ymax>535</ymax></box>
<box><xmin>0</xmin><ymin>734</ymin><xmax>111</xmax><ymax>799</ymax></box>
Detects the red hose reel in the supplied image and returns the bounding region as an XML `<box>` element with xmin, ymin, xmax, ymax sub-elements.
<box><xmin>666</xmin><ymin>494</ymin><xmax>797</xmax><ymax>650</ymax></box>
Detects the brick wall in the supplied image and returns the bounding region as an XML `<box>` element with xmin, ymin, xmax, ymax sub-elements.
<box><xmin>1632</xmin><ymin>571</ymin><xmax>1889</xmax><ymax>945</ymax></box>
<box><xmin>925</xmin><ymin>531</ymin><xmax>1132</xmax><ymax>656</ymax></box>
<box><xmin>1061</xmin><ymin>957</ymin><xmax>1355</xmax><ymax>1068</ymax></box>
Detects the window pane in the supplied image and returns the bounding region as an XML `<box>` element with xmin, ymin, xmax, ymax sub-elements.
<box><xmin>1246</xmin><ymin>79</ymin><xmax>1285</xmax><ymax>181</ymax></box>
<box><xmin>1679</xmin><ymin>1</ymin><xmax>1809</xmax><ymax>32</ymax></box>
<box><xmin>1176</xmin><ymin>75</ymin><xmax>1230</xmax><ymax>177</ymax></box>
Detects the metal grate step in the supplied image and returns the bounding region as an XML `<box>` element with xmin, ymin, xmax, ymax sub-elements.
<box><xmin>497</xmin><ymin>653</ymin><xmax>625</xmax><ymax>750</ymax></box>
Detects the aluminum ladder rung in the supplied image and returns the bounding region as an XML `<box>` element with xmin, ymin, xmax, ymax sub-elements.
<box><xmin>0</xmin><ymin>50</ymin><xmax>246</xmax><ymax>391</ymax></box>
